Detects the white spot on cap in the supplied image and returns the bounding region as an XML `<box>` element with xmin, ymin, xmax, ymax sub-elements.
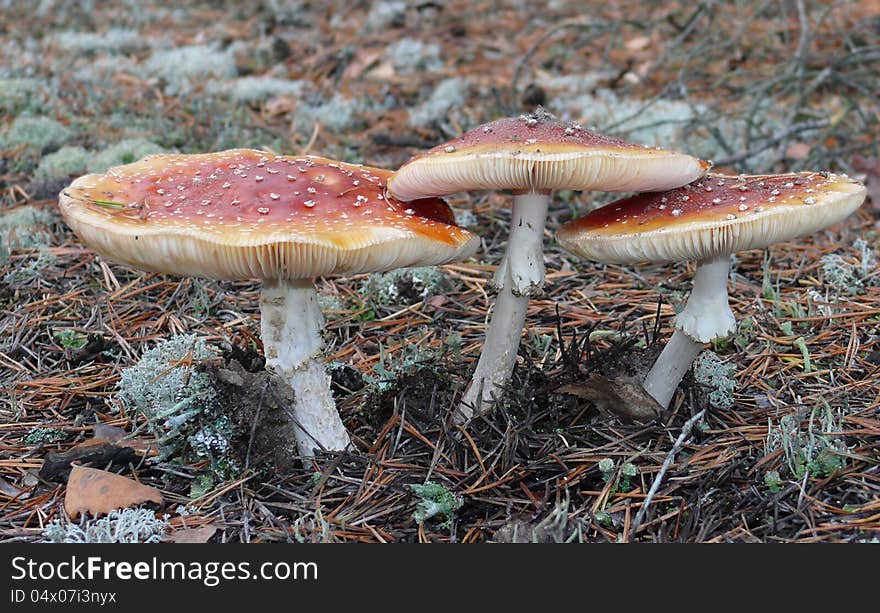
<box><xmin>304</xmin><ymin>200</ymin><xmax>316</xmax><ymax>208</ymax></box>
<box><xmin>444</xmin><ymin>145</ymin><xmax>456</xmax><ymax>153</ymax></box>
<box><xmin>270</xmin><ymin>193</ymin><xmax>280</xmax><ymax>200</ymax></box>
<box><xmin>257</xmin><ymin>207</ymin><xmax>270</xmax><ymax>214</ymax></box>
<box><xmin>671</xmin><ymin>209</ymin><xmax>682</xmax><ymax>216</ymax></box>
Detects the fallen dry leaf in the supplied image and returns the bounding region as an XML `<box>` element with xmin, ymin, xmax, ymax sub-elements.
<box><xmin>167</xmin><ymin>525</ymin><xmax>218</xmax><ymax>543</ymax></box>
<box><xmin>558</xmin><ymin>374</ymin><xmax>663</xmax><ymax>424</ymax></box>
<box><xmin>65</xmin><ymin>465</ymin><xmax>163</xmax><ymax>519</ymax></box>
<box><xmin>785</xmin><ymin>142</ymin><xmax>812</xmax><ymax>160</ymax></box>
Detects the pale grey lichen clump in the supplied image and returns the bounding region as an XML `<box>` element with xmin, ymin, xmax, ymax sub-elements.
<box><xmin>692</xmin><ymin>350</ymin><xmax>737</xmax><ymax>409</ymax></box>
<box><xmin>87</xmin><ymin>139</ymin><xmax>166</xmax><ymax>173</ymax></box>
<box><xmin>51</xmin><ymin>28</ymin><xmax>145</xmax><ymax>55</ymax></box>
<box><xmin>0</xmin><ymin>206</ymin><xmax>55</xmax><ymax>268</ymax></box>
<box><xmin>116</xmin><ymin>335</ymin><xmax>237</xmax><ymax>479</ymax></box>
<box><xmin>360</xmin><ymin>266</ymin><xmax>452</xmax><ymax>307</ymax></box>
<box><xmin>366</xmin><ymin>1</ymin><xmax>407</xmax><ymax>30</ymax></box>
<box><xmin>217</xmin><ymin>76</ymin><xmax>306</xmax><ymax>104</ymax></box>
<box><xmin>34</xmin><ymin>145</ymin><xmax>90</xmax><ymax>180</ymax></box>
<box><xmin>0</xmin><ymin>116</ymin><xmax>72</xmax><ymax>154</ymax></box>
<box><xmin>452</xmin><ymin>208</ymin><xmax>479</xmax><ymax>229</ymax></box>
<box><xmin>821</xmin><ymin>238</ymin><xmax>877</xmax><ymax>295</ymax></box>
<box><xmin>542</xmin><ymin>76</ymin><xmax>792</xmax><ymax>171</ymax></box>
<box><xmin>0</xmin><ymin>77</ymin><xmax>43</xmax><ymax>113</ymax></box>
<box><xmin>43</xmin><ymin>509</ymin><xmax>168</xmax><ymax>543</ymax></box>
<box><xmin>389</xmin><ymin>38</ymin><xmax>443</xmax><ymax>74</ymax></box>
<box><xmin>408</xmin><ymin>78</ymin><xmax>469</xmax><ymax>128</ymax></box>
<box><xmin>142</xmin><ymin>45</ymin><xmax>237</xmax><ymax>95</ymax></box>
<box><xmin>292</xmin><ymin>93</ymin><xmax>370</xmax><ymax>133</ymax></box>
<box><xmin>765</xmin><ymin>406</ymin><xmax>848</xmax><ymax>479</ymax></box>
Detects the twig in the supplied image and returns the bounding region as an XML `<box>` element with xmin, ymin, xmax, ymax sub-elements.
<box><xmin>631</xmin><ymin>409</ymin><xmax>707</xmax><ymax>536</ymax></box>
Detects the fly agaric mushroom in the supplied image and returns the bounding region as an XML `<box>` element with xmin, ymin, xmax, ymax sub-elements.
<box><xmin>387</xmin><ymin>108</ymin><xmax>709</xmax><ymax>420</ymax></box>
<box><xmin>557</xmin><ymin>172</ymin><xmax>867</xmax><ymax>409</ymax></box>
<box><xmin>59</xmin><ymin>149</ymin><xmax>478</xmax><ymax>456</ymax></box>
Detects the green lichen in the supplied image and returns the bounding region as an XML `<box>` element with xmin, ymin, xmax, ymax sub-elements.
<box><xmin>764</xmin><ymin>470</ymin><xmax>783</xmax><ymax>493</ymax></box>
<box><xmin>410</xmin><ymin>482</ymin><xmax>462</xmax><ymax>528</ymax></box>
<box><xmin>24</xmin><ymin>427</ymin><xmax>67</xmax><ymax>444</ymax></box>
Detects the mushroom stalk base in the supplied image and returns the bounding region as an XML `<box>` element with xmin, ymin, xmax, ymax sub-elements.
<box><xmin>260</xmin><ymin>279</ymin><xmax>351</xmax><ymax>457</ymax></box>
<box><xmin>642</xmin><ymin>255</ymin><xmax>735</xmax><ymax>408</ymax></box>
<box><xmin>458</xmin><ymin>192</ymin><xmax>549</xmax><ymax>422</ymax></box>
<box><xmin>641</xmin><ymin>329</ymin><xmax>704</xmax><ymax>409</ymax></box>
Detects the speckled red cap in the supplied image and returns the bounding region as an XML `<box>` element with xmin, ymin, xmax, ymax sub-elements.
<box><xmin>59</xmin><ymin>149</ymin><xmax>479</xmax><ymax>279</ymax></box>
<box><xmin>387</xmin><ymin>109</ymin><xmax>710</xmax><ymax>201</ymax></box>
<box><xmin>557</xmin><ymin>172</ymin><xmax>866</xmax><ymax>264</ymax></box>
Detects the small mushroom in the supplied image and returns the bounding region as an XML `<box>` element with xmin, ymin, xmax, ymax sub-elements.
<box><xmin>59</xmin><ymin>149</ymin><xmax>478</xmax><ymax>456</ymax></box>
<box><xmin>388</xmin><ymin>108</ymin><xmax>709</xmax><ymax>420</ymax></box>
<box><xmin>557</xmin><ymin>172</ymin><xmax>867</xmax><ymax>409</ymax></box>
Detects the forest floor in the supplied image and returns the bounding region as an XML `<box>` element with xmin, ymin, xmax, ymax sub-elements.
<box><xmin>1</xmin><ymin>0</ymin><xmax>879</xmax><ymax>543</ymax></box>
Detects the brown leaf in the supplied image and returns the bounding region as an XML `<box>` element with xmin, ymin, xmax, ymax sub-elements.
<box><xmin>65</xmin><ymin>465</ymin><xmax>163</xmax><ymax>519</ymax></box>
<box><xmin>343</xmin><ymin>48</ymin><xmax>384</xmax><ymax>80</ymax></box>
<box><xmin>426</xmin><ymin>294</ymin><xmax>449</xmax><ymax>307</ymax></box>
<box><xmin>625</xmin><ymin>36</ymin><xmax>652</xmax><ymax>51</ymax></box>
<box><xmin>558</xmin><ymin>374</ymin><xmax>663</xmax><ymax>424</ymax></box>
<box><xmin>167</xmin><ymin>525</ymin><xmax>218</xmax><ymax>543</ymax></box>
<box><xmin>785</xmin><ymin>142</ymin><xmax>811</xmax><ymax>160</ymax></box>
<box><xmin>92</xmin><ymin>424</ymin><xmax>126</xmax><ymax>443</ymax></box>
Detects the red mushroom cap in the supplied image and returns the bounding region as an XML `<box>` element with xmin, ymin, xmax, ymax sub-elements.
<box><xmin>557</xmin><ymin>172</ymin><xmax>867</xmax><ymax>264</ymax></box>
<box><xmin>387</xmin><ymin>109</ymin><xmax>710</xmax><ymax>201</ymax></box>
<box><xmin>59</xmin><ymin>149</ymin><xmax>478</xmax><ymax>279</ymax></box>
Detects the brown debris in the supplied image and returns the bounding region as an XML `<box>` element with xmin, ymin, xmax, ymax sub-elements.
<box><xmin>64</xmin><ymin>465</ymin><xmax>164</xmax><ymax>519</ymax></box>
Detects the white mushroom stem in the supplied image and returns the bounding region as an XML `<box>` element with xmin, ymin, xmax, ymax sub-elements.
<box><xmin>642</xmin><ymin>255</ymin><xmax>736</xmax><ymax>408</ymax></box>
<box><xmin>458</xmin><ymin>191</ymin><xmax>550</xmax><ymax>421</ymax></box>
<box><xmin>260</xmin><ymin>278</ymin><xmax>351</xmax><ymax>457</ymax></box>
